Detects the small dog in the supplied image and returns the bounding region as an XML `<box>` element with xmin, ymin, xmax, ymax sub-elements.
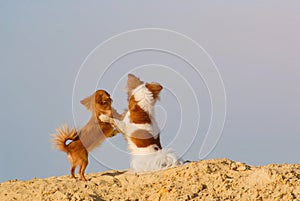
<box><xmin>52</xmin><ymin>90</ymin><xmax>122</xmax><ymax>181</ymax></box>
<box><xmin>100</xmin><ymin>74</ymin><xmax>181</xmax><ymax>172</ymax></box>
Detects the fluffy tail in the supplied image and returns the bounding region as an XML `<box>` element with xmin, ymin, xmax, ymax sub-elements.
<box><xmin>51</xmin><ymin>124</ymin><xmax>78</xmax><ymax>153</ymax></box>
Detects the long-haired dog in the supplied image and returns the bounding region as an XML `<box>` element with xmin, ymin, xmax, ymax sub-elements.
<box><xmin>52</xmin><ymin>90</ymin><xmax>122</xmax><ymax>181</ymax></box>
<box><xmin>100</xmin><ymin>74</ymin><xmax>182</xmax><ymax>172</ymax></box>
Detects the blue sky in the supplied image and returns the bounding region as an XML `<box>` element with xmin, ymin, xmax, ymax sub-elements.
<box><xmin>1</xmin><ymin>1</ymin><xmax>300</xmax><ymax>182</ymax></box>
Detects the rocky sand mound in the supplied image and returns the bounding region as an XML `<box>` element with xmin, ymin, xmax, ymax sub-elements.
<box><xmin>1</xmin><ymin>159</ymin><xmax>300</xmax><ymax>201</ymax></box>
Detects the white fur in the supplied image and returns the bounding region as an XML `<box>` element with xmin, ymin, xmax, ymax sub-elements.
<box><xmin>112</xmin><ymin>111</ymin><xmax>160</xmax><ymax>153</ymax></box>
<box><xmin>99</xmin><ymin>82</ymin><xmax>182</xmax><ymax>172</ymax></box>
<box><xmin>131</xmin><ymin>148</ymin><xmax>182</xmax><ymax>172</ymax></box>
<box><xmin>131</xmin><ymin>84</ymin><xmax>155</xmax><ymax>115</ymax></box>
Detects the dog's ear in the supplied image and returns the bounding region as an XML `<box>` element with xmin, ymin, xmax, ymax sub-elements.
<box><xmin>127</xmin><ymin>74</ymin><xmax>144</xmax><ymax>97</ymax></box>
<box><xmin>80</xmin><ymin>94</ymin><xmax>94</xmax><ymax>111</ymax></box>
<box><xmin>146</xmin><ymin>82</ymin><xmax>163</xmax><ymax>100</ymax></box>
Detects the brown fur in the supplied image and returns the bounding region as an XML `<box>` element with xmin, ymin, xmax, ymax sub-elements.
<box><xmin>126</xmin><ymin>74</ymin><xmax>163</xmax><ymax>149</ymax></box>
<box><xmin>52</xmin><ymin>125</ymin><xmax>88</xmax><ymax>181</ymax></box>
<box><xmin>130</xmin><ymin>129</ymin><xmax>162</xmax><ymax>149</ymax></box>
<box><xmin>128</xmin><ymin>96</ymin><xmax>151</xmax><ymax>124</ymax></box>
<box><xmin>126</xmin><ymin>74</ymin><xmax>144</xmax><ymax>97</ymax></box>
<box><xmin>52</xmin><ymin>90</ymin><xmax>123</xmax><ymax>181</ymax></box>
<box><xmin>79</xmin><ymin>90</ymin><xmax>123</xmax><ymax>151</ymax></box>
<box><xmin>126</xmin><ymin>75</ymin><xmax>163</xmax><ymax>125</ymax></box>
<box><xmin>145</xmin><ymin>83</ymin><xmax>163</xmax><ymax>100</ymax></box>
<box><xmin>126</xmin><ymin>74</ymin><xmax>163</xmax><ymax>102</ymax></box>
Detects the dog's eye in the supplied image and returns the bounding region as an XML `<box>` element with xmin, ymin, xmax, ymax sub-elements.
<box><xmin>101</xmin><ymin>100</ymin><xmax>109</xmax><ymax>105</ymax></box>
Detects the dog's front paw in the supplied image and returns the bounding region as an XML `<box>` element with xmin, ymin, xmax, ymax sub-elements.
<box><xmin>99</xmin><ymin>114</ymin><xmax>111</xmax><ymax>123</ymax></box>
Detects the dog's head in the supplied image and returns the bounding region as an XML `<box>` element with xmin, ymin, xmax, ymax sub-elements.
<box><xmin>80</xmin><ymin>90</ymin><xmax>112</xmax><ymax>116</ymax></box>
<box><xmin>126</xmin><ymin>74</ymin><xmax>163</xmax><ymax>121</ymax></box>
<box><xmin>127</xmin><ymin>74</ymin><xmax>163</xmax><ymax>102</ymax></box>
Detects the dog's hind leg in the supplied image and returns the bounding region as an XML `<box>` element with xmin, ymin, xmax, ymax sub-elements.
<box><xmin>70</xmin><ymin>165</ymin><xmax>76</xmax><ymax>179</ymax></box>
<box><xmin>79</xmin><ymin>161</ymin><xmax>88</xmax><ymax>181</ymax></box>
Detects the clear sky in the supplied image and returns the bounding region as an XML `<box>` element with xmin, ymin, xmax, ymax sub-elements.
<box><xmin>1</xmin><ymin>1</ymin><xmax>300</xmax><ymax>182</ymax></box>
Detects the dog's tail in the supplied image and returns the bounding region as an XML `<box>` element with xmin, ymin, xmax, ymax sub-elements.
<box><xmin>51</xmin><ymin>124</ymin><xmax>78</xmax><ymax>153</ymax></box>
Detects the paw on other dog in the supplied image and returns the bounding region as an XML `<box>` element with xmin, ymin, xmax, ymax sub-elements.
<box><xmin>52</xmin><ymin>90</ymin><xmax>122</xmax><ymax>181</ymax></box>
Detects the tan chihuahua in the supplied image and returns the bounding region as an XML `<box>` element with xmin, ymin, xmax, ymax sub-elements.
<box><xmin>52</xmin><ymin>90</ymin><xmax>122</xmax><ymax>181</ymax></box>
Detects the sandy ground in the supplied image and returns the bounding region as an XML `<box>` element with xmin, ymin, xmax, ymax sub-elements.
<box><xmin>1</xmin><ymin>158</ymin><xmax>300</xmax><ymax>201</ymax></box>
